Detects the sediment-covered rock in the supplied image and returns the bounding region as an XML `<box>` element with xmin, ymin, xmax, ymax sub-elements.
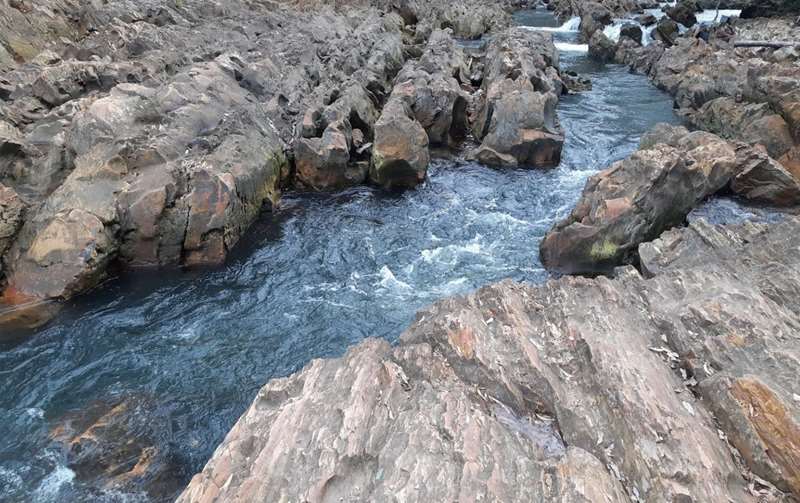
<box><xmin>472</xmin><ymin>29</ymin><xmax>564</xmax><ymax>168</ymax></box>
<box><xmin>181</xmin><ymin>215</ymin><xmax>800</xmax><ymax>502</ymax></box>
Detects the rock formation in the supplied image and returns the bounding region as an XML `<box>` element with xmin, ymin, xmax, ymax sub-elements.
<box><xmin>541</xmin><ymin>123</ymin><xmax>800</xmax><ymax>274</ymax></box>
<box><xmin>0</xmin><ymin>0</ymin><xmax>529</xmax><ymax>316</ymax></box>
<box><xmin>180</xmin><ymin>214</ymin><xmax>800</xmax><ymax>502</ymax></box>
<box><xmin>472</xmin><ymin>29</ymin><xmax>565</xmax><ymax>167</ymax></box>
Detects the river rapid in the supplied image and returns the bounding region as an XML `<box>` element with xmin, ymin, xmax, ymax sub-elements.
<box><xmin>0</xmin><ymin>10</ymin><xmax>684</xmax><ymax>502</ymax></box>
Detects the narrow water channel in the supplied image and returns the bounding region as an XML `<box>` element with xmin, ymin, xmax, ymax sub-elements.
<box><xmin>0</xmin><ymin>11</ymin><xmax>682</xmax><ymax>502</ymax></box>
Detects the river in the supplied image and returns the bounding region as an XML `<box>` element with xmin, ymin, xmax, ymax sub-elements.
<box><xmin>0</xmin><ymin>10</ymin><xmax>684</xmax><ymax>502</ymax></box>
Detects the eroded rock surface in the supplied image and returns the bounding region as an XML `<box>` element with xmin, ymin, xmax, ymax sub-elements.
<box><xmin>0</xmin><ymin>0</ymin><xmax>517</xmax><ymax>309</ymax></box>
<box><xmin>180</xmin><ymin>215</ymin><xmax>800</xmax><ymax>502</ymax></box>
<box><xmin>540</xmin><ymin>125</ymin><xmax>741</xmax><ymax>274</ymax></box>
<box><xmin>472</xmin><ymin>28</ymin><xmax>565</xmax><ymax>168</ymax></box>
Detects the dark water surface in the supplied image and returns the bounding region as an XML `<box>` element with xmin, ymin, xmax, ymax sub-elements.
<box><xmin>0</xmin><ymin>12</ymin><xmax>682</xmax><ymax>502</ymax></box>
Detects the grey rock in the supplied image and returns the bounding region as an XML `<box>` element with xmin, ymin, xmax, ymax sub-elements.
<box><xmin>472</xmin><ymin>28</ymin><xmax>564</xmax><ymax>168</ymax></box>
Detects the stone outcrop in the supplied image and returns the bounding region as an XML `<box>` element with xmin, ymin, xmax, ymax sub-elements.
<box><xmin>540</xmin><ymin>125</ymin><xmax>743</xmax><ymax>274</ymax></box>
<box><xmin>472</xmin><ymin>29</ymin><xmax>564</xmax><ymax>168</ymax></box>
<box><xmin>180</xmin><ymin>214</ymin><xmax>800</xmax><ymax>502</ymax></box>
<box><xmin>0</xmin><ymin>0</ymin><xmax>515</xmax><ymax>310</ymax></box>
<box><xmin>368</xmin><ymin>29</ymin><xmax>471</xmax><ymax>190</ymax></box>
<box><xmin>596</xmin><ymin>15</ymin><xmax>800</xmax><ymax>181</ymax></box>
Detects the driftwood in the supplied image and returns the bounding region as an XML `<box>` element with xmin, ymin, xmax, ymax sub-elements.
<box><xmin>734</xmin><ymin>40</ymin><xmax>799</xmax><ymax>49</ymax></box>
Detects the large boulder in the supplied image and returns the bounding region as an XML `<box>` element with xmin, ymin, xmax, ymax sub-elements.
<box><xmin>619</xmin><ymin>23</ymin><xmax>643</xmax><ymax>44</ymax></box>
<box><xmin>295</xmin><ymin>119</ymin><xmax>368</xmax><ymax>191</ymax></box>
<box><xmin>2</xmin><ymin>55</ymin><xmax>288</xmax><ymax>303</ymax></box>
<box><xmin>588</xmin><ymin>30</ymin><xmax>617</xmax><ymax>62</ymax></box>
<box><xmin>370</xmin><ymin>99</ymin><xmax>430</xmax><ymax>190</ymax></box>
<box><xmin>731</xmin><ymin>146</ymin><xmax>800</xmax><ymax>206</ymax></box>
<box><xmin>472</xmin><ymin>28</ymin><xmax>564</xmax><ymax>168</ymax></box>
<box><xmin>579</xmin><ymin>2</ymin><xmax>613</xmax><ymax>40</ymax></box>
<box><xmin>665</xmin><ymin>0</ymin><xmax>699</xmax><ymax>28</ymax></box>
<box><xmin>540</xmin><ymin>126</ymin><xmax>740</xmax><ymax>274</ymax></box>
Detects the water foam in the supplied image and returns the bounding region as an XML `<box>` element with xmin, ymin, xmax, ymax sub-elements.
<box><xmin>32</xmin><ymin>464</ymin><xmax>75</xmax><ymax>501</ymax></box>
<box><xmin>523</xmin><ymin>16</ymin><xmax>580</xmax><ymax>33</ymax></box>
<box><xmin>555</xmin><ymin>42</ymin><xmax>589</xmax><ymax>53</ymax></box>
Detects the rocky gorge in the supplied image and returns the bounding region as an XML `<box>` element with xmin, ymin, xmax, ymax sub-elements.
<box><xmin>2</xmin><ymin>0</ymin><xmax>800</xmax><ymax>501</ymax></box>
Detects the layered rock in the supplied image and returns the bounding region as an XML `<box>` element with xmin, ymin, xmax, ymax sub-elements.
<box><xmin>596</xmin><ymin>16</ymin><xmax>800</xmax><ymax>179</ymax></box>
<box><xmin>369</xmin><ymin>29</ymin><xmax>470</xmax><ymax>190</ymax></box>
<box><xmin>2</xmin><ymin>55</ymin><xmax>288</xmax><ymax>302</ymax></box>
<box><xmin>540</xmin><ymin>126</ymin><xmax>742</xmax><ymax>274</ymax></box>
<box><xmin>181</xmin><ymin>215</ymin><xmax>800</xmax><ymax>502</ymax></box>
<box><xmin>0</xmin><ymin>183</ymin><xmax>24</xmax><ymax>277</ymax></box>
<box><xmin>472</xmin><ymin>29</ymin><xmax>565</xmax><ymax>168</ymax></box>
<box><xmin>0</xmin><ymin>0</ymin><xmax>515</xmax><ymax>309</ymax></box>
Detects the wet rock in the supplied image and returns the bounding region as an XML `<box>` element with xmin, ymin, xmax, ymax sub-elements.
<box><xmin>636</xmin><ymin>13</ymin><xmax>658</xmax><ymax>26</ymax></box>
<box><xmin>665</xmin><ymin>0</ymin><xmax>699</xmax><ymax>28</ymax></box>
<box><xmin>50</xmin><ymin>396</ymin><xmax>186</xmax><ymax>501</ymax></box>
<box><xmin>561</xmin><ymin>70</ymin><xmax>593</xmax><ymax>93</ymax></box>
<box><xmin>589</xmin><ymin>30</ymin><xmax>617</xmax><ymax>61</ymax></box>
<box><xmin>472</xmin><ymin>28</ymin><xmax>564</xmax><ymax>168</ymax></box>
<box><xmin>619</xmin><ymin>23</ymin><xmax>643</xmax><ymax>44</ymax></box>
<box><xmin>653</xmin><ymin>17</ymin><xmax>680</xmax><ymax>45</ymax></box>
<box><xmin>540</xmin><ymin>126</ymin><xmax>740</xmax><ymax>274</ymax></box>
<box><xmin>731</xmin><ymin>146</ymin><xmax>800</xmax><ymax>206</ymax></box>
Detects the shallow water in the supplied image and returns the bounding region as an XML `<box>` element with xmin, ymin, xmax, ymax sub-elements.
<box><xmin>0</xmin><ymin>10</ymin><xmax>683</xmax><ymax>502</ymax></box>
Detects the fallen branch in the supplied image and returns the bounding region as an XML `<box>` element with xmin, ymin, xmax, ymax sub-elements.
<box><xmin>734</xmin><ymin>40</ymin><xmax>799</xmax><ymax>49</ymax></box>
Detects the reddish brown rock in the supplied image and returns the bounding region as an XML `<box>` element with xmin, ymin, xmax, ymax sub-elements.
<box><xmin>541</xmin><ymin>126</ymin><xmax>739</xmax><ymax>275</ymax></box>
<box><xmin>178</xmin><ymin>215</ymin><xmax>800</xmax><ymax>503</ymax></box>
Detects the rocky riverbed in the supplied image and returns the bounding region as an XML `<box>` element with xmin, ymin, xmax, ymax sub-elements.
<box><xmin>2</xmin><ymin>0</ymin><xmax>800</xmax><ymax>501</ymax></box>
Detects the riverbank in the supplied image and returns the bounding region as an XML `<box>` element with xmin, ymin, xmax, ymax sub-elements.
<box><xmin>2</xmin><ymin>0</ymin><xmax>800</xmax><ymax>501</ymax></box>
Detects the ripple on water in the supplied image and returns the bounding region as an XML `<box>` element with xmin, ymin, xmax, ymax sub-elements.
<box><xmin>0</xmin><ymin>9</ymin><xmax>683</xmax><ymax>501</ymax></box>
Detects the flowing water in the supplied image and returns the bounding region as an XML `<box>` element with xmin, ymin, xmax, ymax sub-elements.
<box><xmin>0</xmin><ymin>11</ymin><xmax>684</xmax><ymax>502</ymax></box>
